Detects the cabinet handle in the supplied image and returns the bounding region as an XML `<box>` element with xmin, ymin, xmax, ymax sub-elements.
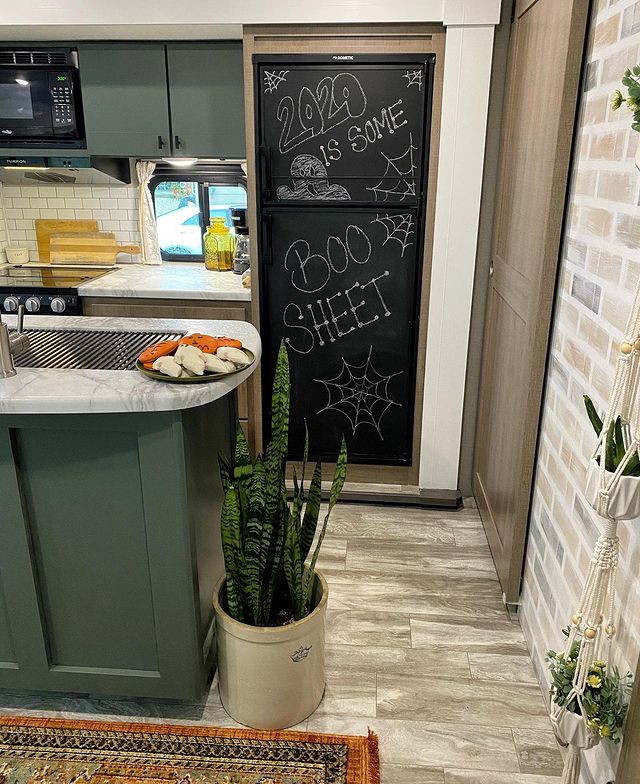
<box><xmin>157</xmin><ymin>135</ymin><xmax>165</xmax><ymax>149</ymax></box>
<box><xmin>174</xmin><ymin>135</ymin><xmax>182</xmax><ymax>150</ymax></box>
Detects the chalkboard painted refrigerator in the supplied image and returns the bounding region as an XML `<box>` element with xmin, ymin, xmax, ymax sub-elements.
<box><xmin>254</xmin><ymin>54</ymin><xmax>435</xmax><ymax>465</ymax></box>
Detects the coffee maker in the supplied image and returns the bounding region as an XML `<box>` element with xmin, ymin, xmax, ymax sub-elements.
<box><xmin>230</xmin><ymin>208</ymin><xmax>250</xmax><ymax>275</ymax></box>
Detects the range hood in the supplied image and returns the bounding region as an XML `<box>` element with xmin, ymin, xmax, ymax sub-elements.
<box><xmin>0</xmin><ymin>156</ymin><xmax>132</xmax><ymax>186</ymax></box>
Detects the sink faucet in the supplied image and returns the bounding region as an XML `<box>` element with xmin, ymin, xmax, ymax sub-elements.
<box><xmin>0</xmin><ymin>305</ymin><xmax>30</xmax><ymax>378</ymax></box>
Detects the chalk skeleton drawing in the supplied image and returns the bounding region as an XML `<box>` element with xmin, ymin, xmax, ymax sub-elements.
<box><xmin>276</xmin><ymin>154</ymin><xmax>351</xmax><ymax>201</ymax></box>
<box><xmin>367</xmin><ymin>133</ymin><xmax>418</xmax><ymax>202</ymax></box>
<box><xmin>371</xmin><ymin>212</ymin><xmax>415</xmax><ymax>257</ymax></box>
<box><xmin>314</xmin><ymin>346</ymin><xmax>403</xmax><ymax>438</ymax></box>
<box><xmin>263</xmin><ymin>70</ymin><xmax>290</xmax><ymax>93</ymax></box>
<box><xmin>403</xmin><ymin>69</ymin><xmax>423</xmax><ymax>91</ymax></box>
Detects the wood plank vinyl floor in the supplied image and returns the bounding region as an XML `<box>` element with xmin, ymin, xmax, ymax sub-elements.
<box><xmin>0</xmin><ymin>499</ymin><xmax>563</xmax><ymax>781</ymax></box>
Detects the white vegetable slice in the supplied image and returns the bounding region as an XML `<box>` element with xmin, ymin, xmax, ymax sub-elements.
<box><xmin>204</xmin><ymin>353</ymin><xmax>232</xmax><ymax>374</ymax></box>
<box><xmin>216</xmin><ymin>346</ymin><xmax>251</xmax><ymax>367</ymax></box>
<box><xmin>174</xmin><ymin>344</ymin><xmax>206</xmax><ymax>366</ymax></box>
<box><xmin>152</xmin><ymin>356</ymin><xmax>182</xmax><ymax>378</ymax></box>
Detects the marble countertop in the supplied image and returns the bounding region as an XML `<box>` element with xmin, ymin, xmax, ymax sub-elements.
<box><xmin>76</xmin><ymin>262</ymin><xmax>251</xmax><ymax>302</ymax></box>
<box><xmin>0</xmin><ymin>315</ymin><xmax>260</xmax><ymax>415</ymax></box>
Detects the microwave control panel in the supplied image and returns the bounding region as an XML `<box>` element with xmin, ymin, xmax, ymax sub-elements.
<box><xmin>49</xmin><ymin>73</ymin><xmax>76</xmax><ymax>132</ymax></box>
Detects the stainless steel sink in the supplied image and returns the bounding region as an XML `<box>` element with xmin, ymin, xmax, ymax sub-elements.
<box><xmin>13</xmin><ymin>328</ymin><xmax>185</xmax><ymax>371</ymax></box>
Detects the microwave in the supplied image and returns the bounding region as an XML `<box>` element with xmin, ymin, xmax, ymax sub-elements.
<box><xmin>0</xmin><ymin>48</ymin><xmax>85</xmax><ymax>148</ymax></box>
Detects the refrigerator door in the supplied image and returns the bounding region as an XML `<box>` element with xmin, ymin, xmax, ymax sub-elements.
<box><xmin>255</xmin><ymin>56</ymin><xmax>434</xmax><ymax>205</ymax></box>
<box><xmin>259</xmin><ymin>207</ymin><xmax>423</xmax><ymax>465</ymax></box>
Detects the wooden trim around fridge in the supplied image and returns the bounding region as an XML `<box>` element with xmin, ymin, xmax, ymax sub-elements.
<box><xmin>242</xmin><ymin>23</ymin><xmax>445</xmax><ymax>486</ymax></box>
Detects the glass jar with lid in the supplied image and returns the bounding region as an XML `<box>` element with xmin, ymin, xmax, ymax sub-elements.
<box><xmin>203</xmin><ymin>217</ymin><xmax>235</xmax><ymax>272</ymax></box>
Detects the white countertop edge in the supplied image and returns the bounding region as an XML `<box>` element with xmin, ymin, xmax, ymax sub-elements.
<box><xmin>0</xmin><ymin>315</ymin><xmax>261</xmax><ymax>415</ymax></box>
<box><xmin>76</xmin><ymin>262</ymin><xmax>252</xmax><ymax>302</ymax></box>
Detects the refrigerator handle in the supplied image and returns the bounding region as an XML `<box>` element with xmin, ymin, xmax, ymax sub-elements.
<box><xmin>258</xmin><ymin>146</ymin><xmax>272</xmax><ymax>200</ymax></box>
<box><xmin>260</xmin><ymin>213</ymin><xmax>273</xmax><ymax>267</ymax></box>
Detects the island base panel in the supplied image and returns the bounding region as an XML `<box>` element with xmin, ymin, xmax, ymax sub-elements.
<box><xmin>0</xmin><ymin>394</ymin><xmax>236</xmax><ymax>700</ymax></box>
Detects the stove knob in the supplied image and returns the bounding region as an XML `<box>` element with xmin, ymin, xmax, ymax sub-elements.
<box><xmin>50</xmin><ymin>297</ymin><xmax>67</xmax><ymax>314</ymax></box>
<box><xmin>3</xmin><ymin>295</ymin><xmax>19</xmax><ymax>313</ymax></box>
<box><xmin>25</xmin><ymin>296</ymin><xmax>41</xmax><ymax>313</ymax></box>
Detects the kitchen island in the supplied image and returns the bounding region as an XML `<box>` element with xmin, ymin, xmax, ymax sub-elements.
<box><xmin>0</xmin><ymin>315</ymin><xmax>260</xmax><ymax>701</ymax></box>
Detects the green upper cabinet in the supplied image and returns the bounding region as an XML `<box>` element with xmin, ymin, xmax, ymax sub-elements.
<box><xmin>167</xmin><ymin>43</ymin><xmax>245</xmax><ymax>159</ymax></box>
<box><xmin>78</xmin><ymin>42</ymin><xmax>245</xmax><ymax>159</ymax></box>
<box><xmin>78</xmin><ymin>43</ymin><xmax>171</xmax><ymax>158</ymax></box>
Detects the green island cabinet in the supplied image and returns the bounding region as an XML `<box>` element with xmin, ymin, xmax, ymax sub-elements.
<box><xmin>0</xmin><ymin>396</ymin><xmax>235</xmax><ymax>700</ymax></box>
<box><xmin>78</xmin><ymin>42</ymin><xmax>245</xmax><ymax>159</ymax></box>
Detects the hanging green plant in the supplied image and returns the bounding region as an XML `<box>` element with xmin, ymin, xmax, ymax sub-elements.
<box><xmin>583</xmin><ymin>395</ymin><xmax>640</xmax><ymax>475</ymax></box>
<box><xmin>547</xmin><ymin>629</ymin><xmax>633</xmax><ymax>744</ymax></box>
<box><xmin>611</xmin><ymin>66</ymin><xmax>640</xmax><ymax>131</ymax></box>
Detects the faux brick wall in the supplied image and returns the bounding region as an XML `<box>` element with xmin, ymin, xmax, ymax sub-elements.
<box><xmin>0</xmin><ymin>184</ymin><xmax>140</xmax><ymax>262</ymax></box>
<box><xmin>521</xmin><ymin>1</ymin><xmax>640</xmax><ymax>782</ymax></box>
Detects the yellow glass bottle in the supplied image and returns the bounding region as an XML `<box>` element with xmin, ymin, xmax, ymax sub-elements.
<box><xmin>203</xmin><ymin>217</ymin><xmax>235</xmax><ymax>271</ymax></box>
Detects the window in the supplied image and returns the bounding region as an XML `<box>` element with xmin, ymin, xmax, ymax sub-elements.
<box><xmin>151</xmin><ymin>166</ymin><xmax>247</xmax><ymax>262</ymax></box>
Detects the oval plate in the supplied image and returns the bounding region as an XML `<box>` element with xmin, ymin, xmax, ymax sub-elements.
<box><xmin>136</xmin><ymin>348</ymin><xmax>255</xmax><ymax>384</ymax></box>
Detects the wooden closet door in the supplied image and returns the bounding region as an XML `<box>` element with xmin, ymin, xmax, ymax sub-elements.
<box><xmin>473</xmin><ymin>0</ymin><xmax>589</xmax><ymax>603</ymax></box>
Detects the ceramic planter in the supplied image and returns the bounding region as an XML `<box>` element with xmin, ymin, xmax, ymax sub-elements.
<box><xmin>550</xmin><ymin>703</ymin><xmax>600</xmax><ymax>751</ymax></box>
<box><xmin>585</xmin><ymin>457</ymin><xmax>640</xmax><ymax>520</ymax></box>
<box><xmin>213</xmin><ymin>572</ymin><xmax>328</xmax><ymax>730</ymax></box>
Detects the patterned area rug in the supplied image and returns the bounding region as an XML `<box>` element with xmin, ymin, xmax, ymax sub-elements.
<box><xmin>0</xmin><ymin>717</ymin><xmax>379</xmax><ymax>783</ymax></box>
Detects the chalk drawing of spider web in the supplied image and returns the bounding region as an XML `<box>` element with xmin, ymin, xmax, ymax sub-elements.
<box><xmin>314</xmin><ymin>347</ymin><xmax>403</xmax><ymax>438</ymax></box>
<box><xmin>263</xmin><ymin>70</ymin><xmax>290</xmax><ymax>93</ymax></box>
<box><xmin>403</xmin><ymin>69</ymin><xmax>423</xmax><ymax>91</ymax></box>
<box><xmin>366</xmin><ymin>133</ymin><xmax>418</xmax><ymax>202</ymax></box>
<box><xmin>371</xmin><ymin>212</ymin><xmax>415</xmax><ymax>257</ymax></box>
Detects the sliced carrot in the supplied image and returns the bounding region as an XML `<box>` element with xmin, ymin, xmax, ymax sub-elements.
<box><xmin>179</xmin><ymin>333</ymin><xmax>222</xmax><ymax>353</ymax></box>
<box><xmin>139</xmin><ymin>339</ymin><xmax>181</xmax><ymax>365</ymax></box>
<box><xmin>215</xmin><ymin>336</ymin><xmax>243</xmax><ymax>349</ymax></box>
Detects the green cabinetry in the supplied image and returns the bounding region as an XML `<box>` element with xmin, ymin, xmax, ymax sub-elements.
<box><xmin>79</xmin><ymin>42</ymin><xmax>245</xmax><ymax>159</ymax></box>
<box><xmin>0</xmin><ymin>395</ymin><xmax>235</xmax><ymax>700</ymax></box>
<box><xmin>78</xmin><ymin>44</ymin><xmax>172</xmax><ymax>158</ymax></box>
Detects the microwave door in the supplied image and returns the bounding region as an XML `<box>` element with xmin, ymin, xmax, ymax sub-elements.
<box><xmin>0</xmin><ymin>71</ymin><xmax>53</xmax><ymax>139</ymax></box>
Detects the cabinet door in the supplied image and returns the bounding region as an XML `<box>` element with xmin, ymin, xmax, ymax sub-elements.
<box><xmin>167</xmin><ymin>42</ymin><xmax>245</xmax><ymax>159</ymax></box>
<box><xmin>78</xmin><ymin>44</ymin><xmax>171</xmax><ymax>157</ymax></box>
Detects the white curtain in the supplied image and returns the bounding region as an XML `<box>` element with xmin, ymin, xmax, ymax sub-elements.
<box><xmin>136</xmin><ymin>160</ymin><xmax>162</xmax><ymax>265</ymax></box>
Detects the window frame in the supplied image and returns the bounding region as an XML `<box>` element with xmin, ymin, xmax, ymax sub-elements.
<box><xmin>150</xmin><ymin>165</ymin><xmax>248</xmax><ymax>263</ymax></box>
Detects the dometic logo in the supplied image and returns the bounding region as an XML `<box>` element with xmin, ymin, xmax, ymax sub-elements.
<box><xmin>0</xmin><ymin>129</ymin><xmax>13</xmax><ymax>135</ymax></box>
<box><xmin>332</xmin><ymin>55</ymin><xmax>354</xmax><ymax>60</ymax></box>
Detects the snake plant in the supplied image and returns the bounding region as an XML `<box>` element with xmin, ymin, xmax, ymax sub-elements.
<box><xmin>219</xmin><ymin>342</ymin><xmax>348</xmax><ymax>626</ymax></box>
<box><xmin>584</xmin><ymin>395</ymin><xmax>640</xmax><ymax>476</ymax></box>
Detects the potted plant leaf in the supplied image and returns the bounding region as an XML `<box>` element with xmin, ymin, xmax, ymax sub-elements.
<box><xmin>213</xmin><ymin>342</ymin><xmax>347</xmax><ymax>729</ymax></box>
<box><xmin>546</xmin><ymin>630</ymin><xmax>633</xmax><ymax>751</ymax></box>
<box><xmin>583</xmin><ymin>395</ymin><xmax>640</xmax><ymax>519</ymax></box>
<box><xmin>611</xmin><ymin>66</ymin><xmax>640</xmax><ymax>170</ymax></box>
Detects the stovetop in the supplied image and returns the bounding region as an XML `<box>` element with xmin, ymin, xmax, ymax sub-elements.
<box><xmin>0</xmin><ymin>267</ymin><xmax>113</xmax><ymax>289</ymax></box>
<box><xmin>0</xmin><ymin>267</ymin><xmax>115</xmax><ymax>316</ymax></box>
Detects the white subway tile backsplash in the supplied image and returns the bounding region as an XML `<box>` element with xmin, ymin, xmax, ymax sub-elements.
<box><xmin>0</xmin><ymin>182</ymin><xmax>141</xmax><ymax>260</ymax></box>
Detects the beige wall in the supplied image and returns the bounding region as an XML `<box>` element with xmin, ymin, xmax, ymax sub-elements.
<box><xmin>521</xmin><ymin>1</ymin><xmax>640</xmax><ymax>781</ymax></box>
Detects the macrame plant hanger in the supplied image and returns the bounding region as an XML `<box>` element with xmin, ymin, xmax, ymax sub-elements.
<box><xmin>549</xmin><ymin>283</ymin><xmax>640</xmax><ymax>784</ymax></box>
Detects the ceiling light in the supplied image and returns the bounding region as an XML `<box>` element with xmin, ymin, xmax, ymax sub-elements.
<box><xmin>161</xmin><ymin>157</ymin><xmax>199</xmax><ymax>168</ymax></box>
<box><xmin>15</xmin><ymin>78</ymin><xmax>29</xmax><ymax>86</ymax></box>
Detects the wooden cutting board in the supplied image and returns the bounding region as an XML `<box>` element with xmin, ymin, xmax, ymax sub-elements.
<box><xmin>35</xmin><ymin>219</ymin><xmax>99</xmax><ymax>262</ymax></box>
<box><xmin>50</xmin><ymin>236</ymin><xmax>141</xmax><ymax>265</ymax></box>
